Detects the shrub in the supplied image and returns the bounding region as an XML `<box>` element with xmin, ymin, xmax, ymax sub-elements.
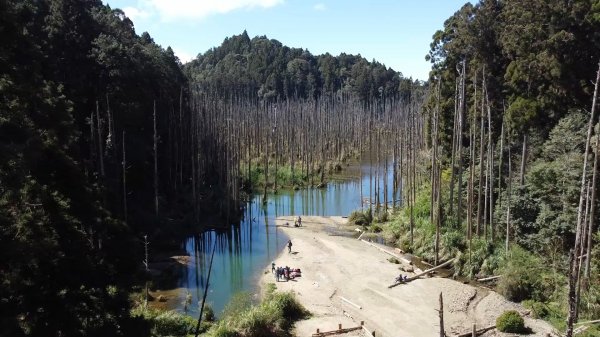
<box><xmin>497</xmin><ymin>246</ymin><xmax>544</xmax><ymax>302</ymax></box>
<box><xmin>152</xmin><ymin>310</ymin><xmax>196</xmax><ymax>336</ymax></box>
<box><xmin>348</xmin><ymin>209</ymin><xmax>372</xmax><ymax>226</ymax></box>
<box><xmin>496</xmin><ymin>310</ymin><xmax>525</xmax><ymax>333</ymax></box>
<box><xmin>522</xmin><ymin>300</ymin><xmax>549</xmax><ymax>319</ymax></box>
<box><xmin>206</xmin><ymin>290</ymin><xmax>308</xmax><ymax>337</ymax></box>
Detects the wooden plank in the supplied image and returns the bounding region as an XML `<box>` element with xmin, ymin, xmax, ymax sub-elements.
<box><xmin>340</xmin><ymin>296</ymin><xmax>362</xmax><ymax>309</ymax></box>
<box><xmin>476</xmin><ymin>275</ymin><xmax>502</xmax><ymax>282</ymax></box>
<box><xmin>388</xmin><ymin>259</ymin><xmax>454</xmax><ymax>288</ymax></box>
<box><xmin>311</xmin><ymin>326</ymin><xmax>362</xmax><ymax>337</ymax></box>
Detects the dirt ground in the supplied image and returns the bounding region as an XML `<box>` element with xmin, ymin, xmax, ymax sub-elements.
<box><xmin>259</xmin><ymin>216</ymin><xmax>559</xmax><ymax>337</ymax></box>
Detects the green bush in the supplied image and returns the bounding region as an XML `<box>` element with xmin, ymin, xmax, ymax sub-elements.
<box><xmin>497</xmin><ymin>246</ymin><xmax>544</xmax><ymax>302</ymax></box>
<box><xmin>496</xmin><ymin>310</ymin><xmax>525</xmax><ymax>333</ymax></box>
<box><xmin>131</xmin><ymin>305</ymin><xmax>199</xmax><ymax>336</ymax></box>
<box><xmin>205</xmin><ymin>289</ymin><xmax>308</xmax><ymax>337</ymax></box>
<box><xmin>152</xmin><ymin>311</ymin><xmax>196</xmax><ymax>336</ymax></box>
<box><xmin>348</xmin><ymin>209</ymin><xmax>372</xmax><ymax>226</ymax></box>
<box><xmin>522</xmin><ymin>300</ymin><xmax>549</xmax><ymax>319</ymax></box>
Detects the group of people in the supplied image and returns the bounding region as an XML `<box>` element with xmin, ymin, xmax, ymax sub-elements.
<box><xmin>395</xmin><ymin>274</ymin><xmax>409</xmax><ymax>283</ymax></box>
<box><xmin>272</xmin><ymin>263</ymin><xmax>301</xmax><ymax>281</ymax></box>
<box><xmin>294</xmin><ymin>216</ymin><xmax>302</xmax><ymax>227</ymax></box>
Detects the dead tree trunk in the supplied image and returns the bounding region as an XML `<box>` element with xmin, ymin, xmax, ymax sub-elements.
<box><xmin>96</xmin><ymin>100</ymin><xmax>105</xmax><ymax>178</ymax></box>
<box><xmin>505</xmin><ymin>146</ymin><xmax>512</xmax><ymax>253</ymax></box>
<box><xmin>566</xmin><ymin>59</ymin><xmax>600</xmax><ymax>337</ymax></box>
<box><xmin>122</xmin><ymin>130</ymin><xmax>127</xmax><ymax>223</ymax></box>
<box><xmin>153</xmin><ymin>100</ymin><xmax>159</xmax><ymax>217</ymax></box>
<box><xmin>519</xmin><ymin>134</ymin><xmax>527</xmax><ymax>187</ymax></box>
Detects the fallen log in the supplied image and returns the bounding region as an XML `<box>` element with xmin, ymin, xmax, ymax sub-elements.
<box><xmin>575</xmin><ymin>318</ymin><xmax>600</xmax><ymax>325</ymax></box>
<box><xmin>360</xmin><ymin>239</ymin><xmax>412</xmax><ymax>264</ymax></box>
<box><xmin>453</xmin><ymin>325</ymin><xmax>495</xmax><ymax>337</ymax></box>
<box><xmin>476</xmin><ymin>275</ymin><xmax>502</xmax><ymax>282</ymax></box>
<box><xmin>340</xmin><ymin>296</ymin><xmax>362</xmax><ymax>309</ymax></box>
<box><xmin>388</xmin><ymin>259</ymin><xmax>454</xmax><ymax>288</ymax></box>
<box><xmin>362</xmin><ymin>325</ymin><xmax>375</xmax><ymax>337</ymax></box>
<box><xmin>311</xmin><ymin>326</ymin><xmax>362</xmax><ymax>337</ymax></box>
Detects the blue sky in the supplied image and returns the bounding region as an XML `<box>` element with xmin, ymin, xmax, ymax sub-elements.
<box><xmin>102</xmin><ymin>0</ymin><xmax>468</xmax><ymax>80</ymax></box>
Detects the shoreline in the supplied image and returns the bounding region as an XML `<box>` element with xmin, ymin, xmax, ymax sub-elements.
<box><xmin>259</xmin><ymin>216</ymin><xmax>558</xmax><ymax>337</ymax></box>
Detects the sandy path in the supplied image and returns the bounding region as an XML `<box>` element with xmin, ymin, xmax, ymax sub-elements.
<box><xmin>259</xmin><ymin>216</ymin><xmax>558</xmax><ymax>337</ymax></box>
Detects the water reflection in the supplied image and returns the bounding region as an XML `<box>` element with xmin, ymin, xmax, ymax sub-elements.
<box><xmin>172</xmin><ymin>162</ymin><xmax>398</xmax><ymax>317</ymax></box>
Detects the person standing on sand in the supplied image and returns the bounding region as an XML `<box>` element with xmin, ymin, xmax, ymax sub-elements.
<box><xmin>271</xmin><ymin>262</ymin><xmax>276</xmax><ymax>273</ymax></box>
<box><xmin>287</xmin><ymin>240</ymin><xmax>292</xmax><ymax>253</ymax></box>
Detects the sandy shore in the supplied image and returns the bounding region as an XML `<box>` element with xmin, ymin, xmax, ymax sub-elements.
<box><xmin>259</xmin><ymin>216</ymin><xmax>558</xmax><ymax>337</ymax></box>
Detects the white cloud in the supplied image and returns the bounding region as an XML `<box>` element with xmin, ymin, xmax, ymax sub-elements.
<box><xmin>143</xmin><ymin>0</ymin><xmax>284</xmax><ymax>21</ymax></box>
<box><xmin>313</xmin><ymin>3</ymin><xmax>326</xmax><ymax>11</ymax></box>
<box><xmin>122</xmin><ymin>6</ymin><xmax>151</xmax><ymax>21</ymax></box>
<box><xmin>173</xmin><ymin>48</ymin><xmax>194</xmax><ymax>64</ymax></box>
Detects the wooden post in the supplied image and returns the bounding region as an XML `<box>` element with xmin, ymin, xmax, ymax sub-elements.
<box><xmin>439</xmin><ymin>292</ymin><xmax>445</xmax><ymax>337</ymax></box>
<box><xmin>472</xmin><ymin>323</ymin><xmax>476</xmax><ymax>337</ymax></box>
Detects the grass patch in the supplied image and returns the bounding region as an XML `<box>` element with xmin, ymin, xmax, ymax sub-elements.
<box><xmin>204</xmin><ymin>286</ymin><xmax>309</xmax><ymax>337</ymax></box>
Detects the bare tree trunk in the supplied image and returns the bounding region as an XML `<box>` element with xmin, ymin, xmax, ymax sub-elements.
<box><xmin>122</xmin><ymin>130</ymin><xmax>127</xmax><ymax>223</ymax></box>
<box><xmin>487</xmin><ymin>96</ymin><xmax>494</xmax><ymax>241</ymax></box>
<box><xmin>566</xmin><ymin>59</ymin><xmax>600</xmax><ymax>337</ymax></box>
<box><xmin>449</xmin><ymin>78</ymin><xmax>459</xmax><ymax>216</ymax></box>
<box><xmin>519</xmin><ymin>134</ymin><xmax>527</xmax><ymax>187</ymax></box>
<box><xmin>477</xmin><ymin>69</ymin><xmax>486</xmax><ymax>236</ymax></box>
<box><xmin>457</xmin><ymin>60</ymin><xmax>466</xmax><ymax>229</ymax></box>
<box><xmin>585</xmin><ymin>127</ymin><xmax>599</xmax><ymax>280</ymax></box>
<box><xmin>153</xmin><ymin>100</ymin><xmax>159</xmax><ymax>217</ymax></box>
<box><xmin>96</xmin><ymin>100</ymin><xmax>105</xmax><ymax>178</ymax></box>
<box><xmin>505</xmin><ymin>146</ymin><xmax>512</xmax><ymax>253</ymax></box>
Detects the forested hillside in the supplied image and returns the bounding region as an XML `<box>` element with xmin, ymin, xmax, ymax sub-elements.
<box><xmin>392</xmin><ymin>0</ymin><xmax>600</xmax><ymax>335</ymax></box>
<box><xmin>0</xmin><ymin>1</ymin><xmax>236</xmax><ymax>336</ymax></box>
<box><xmin>185</xmin><ymin>30</ymin><xmax>416</xmax><ymax>101</ymax></box>
<box><xmin>0</xmin><ymin>1</ymin><xmax>417</xmax><ymax>335</ymax></box>
<box><xmin>4</xmin><ymin>0</ymin><xmax>600</xmax><ymax>336</ymax></box>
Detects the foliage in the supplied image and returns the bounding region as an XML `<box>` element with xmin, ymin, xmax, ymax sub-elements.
<box><xmin>496</xmin><ymin>246</ymin><xmax>555</xmax><ymax>302</ymax></box>
<box><xmin>185</xmin><ymin>31</ymin><xmax>415</xmax><ymax>102</ymax></box>
<box><xmin>131</xmin><ymin>306</ymin><xmax>199</xmax><ymax>337</ymax></box>
<box><xmin>496</xmin><ymin>310</ymin><xmax>525</xmax><ymax>333</ymax></box>
<box><xmin>348</xmin><ymin>209</ymin><xmax>373</xmax><ymax>226</ymax></box>
<box><xmin>205</xmin><ymin>288</ymin><xmax>309</xmax><ymax>337</ymax></box>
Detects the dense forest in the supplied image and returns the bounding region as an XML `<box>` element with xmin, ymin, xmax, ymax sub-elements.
<box><xmin>0</xmin><ymin>1</ymin><xmax>414</xmax><ymax>336</ymax></box>
<box><xmin>3</xmin><ymin>0</ymin><xmax>600</xmax><ymax>336</ymax></box>
<box><xmin>370</xmin><ymin>0</ymin><xmax>600</xmax><ymax>335</ymax></box>
<box><xmin>185</xmin><ymin>31</ymin><xmax>416</xmax><ymax>101</ymax></box>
